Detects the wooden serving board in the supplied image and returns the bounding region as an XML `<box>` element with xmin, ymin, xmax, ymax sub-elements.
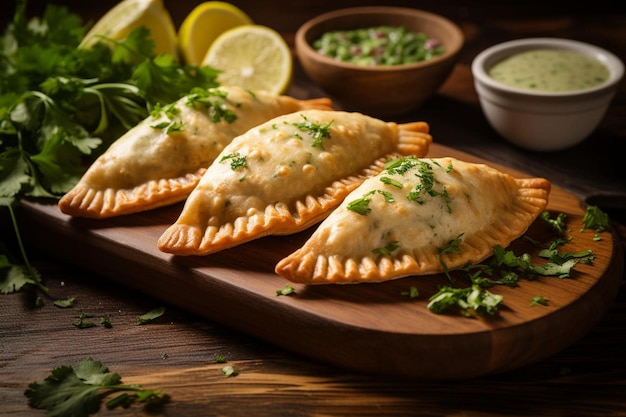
<box><xmin>18</xmin><ymin>143</ymin><xmax>623</xmax><ymax>380</ymax></box>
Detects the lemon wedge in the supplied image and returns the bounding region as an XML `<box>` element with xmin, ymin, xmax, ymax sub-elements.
<box><xmin>202</xmin><ymin>25</ymin><xmax>293</xmax><ymax>94</ymax></box>
<box><xmin>178</xmin><ymin>1</ymin><xmax>253</xmax><ymax>66</ymax></box>
<box><xmin>79</xmin><ymin>0</ymin><xmax>177</xmax><ymax>56</ymax></box>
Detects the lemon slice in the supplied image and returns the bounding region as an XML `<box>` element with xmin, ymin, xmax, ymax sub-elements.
<box><xmin>79</xmin><ymin>0</ymin><xmax>177</xmax><ymax>56</ymax></box>
<box><xmin>202</xmin><ymin>25</ymin><xmax>293</xmax><ymax>94</ymax></box>
<box><xmin>178</xmin><ymin>1</ymin><xmax>253</xmax><ymax>66</ymax></box>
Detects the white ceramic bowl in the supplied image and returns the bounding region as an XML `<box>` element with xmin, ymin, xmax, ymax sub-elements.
<box><xmin>472</xmin><ymin>38</ymin><xmax>624</xmax><ymax>152</ymax></box>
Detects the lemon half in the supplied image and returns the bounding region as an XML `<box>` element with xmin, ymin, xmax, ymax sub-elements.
<box><xmin>79</xmin><ymin>0</ymin><xmax>177</xmax><ymax>56</ymax></box>
<box><xmin>202</xmin><ymin>25</ymin><xmax>293</xmax><ymax>94</ymax></box>
<box><xmin>178</xmin><ymin>1</ymin><xmax>253</xmax><ymax>66</ymax></box>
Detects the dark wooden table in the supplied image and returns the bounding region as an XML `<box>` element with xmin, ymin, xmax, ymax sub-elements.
<box><xmin>2</xmin><ymin>1</ymin><xmax>625</xmax><ymax>416</ymax></box>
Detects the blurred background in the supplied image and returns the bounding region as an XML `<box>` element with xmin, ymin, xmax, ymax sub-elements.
<box><xmin>4</xmin><ymin>0</ymin><xmax>624</xmax><ymax>36</ymax></box>
<box><xmin>3</xmin><ymin>0</ymin><xmax>625</xmax><ymax>212</ymax></box>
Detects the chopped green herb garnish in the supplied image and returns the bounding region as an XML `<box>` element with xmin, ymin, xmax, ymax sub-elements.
<box><xmin>222</xmin><ymin>365</ymin><xmax>238</xmax><ymax>377</ymax></box>
<box><xmin>214</xmin><ymin>354</ymin><xmax>227</xmax><ymax>363</ymax></box>
<box><xmin>428</xmin><ymin>284</ymin><xmax>503</xmax><ymax>317</ymax></box>
<box><xmin>437</xmin><ymin>233</ymin><xmax>463</xmax><ymax>280</ymax></box>
<box><xmin>276</xmin><ymin>285</ymin><xmax>296</xmax><ymax>296</ymax></box>
<box><xmin>346</xmin><ymin>190</ymin><xmax>394</xmax><ymax>215</ymax></box>
<box><xmin>347</xmin><ymin>195</ymin><xmax>373</xmax><ymax>215</ymax></box>
<box><xmin>292</xmin><ymin>114</ymin><xmax>333</xmax><ymax>148</ymax></box>
<box><xmin>136</xmin><ymin>307</ymin><xmax>165</xmax><ymax>325</ymax></box>
<box><xmin>380</xmin><ymin>176</ymin><xmax>403</xmax><ymax>188</ymax></box>
<box><xmin>219</xmin><ymin>152</ymin><xmax>247</xmax><ymax>171</ymax></box>
<box><xmin>372</xmin><ymin>241</ymin><xmax>400</xmax><ymax>256</ymax></box>
<box><xmin>541</xmin><ymin>211</ymin><xmax>568</xmax><ymax>235</ymax></box>
<box><xmin>581</xmin><ymin>205</ymin><xmax>609</xmax><ymax>233</ymax></box>
<box><xmin>100</xmin><ymin>316</ymin><xmax>112</xmax><ymax>328</ymax></box>
<box><xmin>530</xmin><ymin>296</ymin><xmax>549</xmax><ymax>307</ymax></box>
<box><xmin>73</xmin><ymin>312</ymin><xmax>96</xmax><ymax>329</ymax></box>
<box><xmin>185</xmin><ymin>87</ymin><xmax>238</xmax><ymax>123</ymax></box>
<box><xmin>54</xmin><ymin>296</ymin><xmax>76</xmax><ymax>308</ymax></box>
<box><xmin>401</xmin><ymin>286</ymin><xmax>420</xmax><ymax>298</ymax></box>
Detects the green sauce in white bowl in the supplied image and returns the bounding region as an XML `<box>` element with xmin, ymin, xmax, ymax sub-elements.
<box><xmin>488</xmin><ymin>49</ymin><xmax>610</xmax><ymax>92</ymax></box>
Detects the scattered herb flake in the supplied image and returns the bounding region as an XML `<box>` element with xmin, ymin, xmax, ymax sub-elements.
<box><xmin>100</xmin><ymin>316</ymin><xmax>112</xmax><ymax>328</ymax></box>
<box><xmin>291</xmin><ymin>114</ymin><xmax>333</xmax><ymax>148</ymax></box>
<box><xmin>53</xmin><ymin>296</ymin><xmax>76</xmax><ymax>308</ymax></box>
<box><xmin>582</xmin><ymin>205</ymin><xmax>609</xmax><ymax>233</ymax></box>
<box><xmin>137</xmin><ymin>307</ymin><xmax>165</xmax><ymax>325</ymax></box>
<box><xmin>73</xmin><ymin>312</ymin><xmax>96</xmax><ymax>329</ymax></box>
<box><xmin>276</xmin><ymin>285</ymin><xmax>295</xmax><ymax>296</ymax></box>
<box><xmin>219</xmin><ymin>152</ymin><xmax>247</xmax><ymax>171</ymax></box>
<box><xmin>401</xmin><ymin>286</ymin><xmax>420</xmax><ymax>298</ymax></box>
<box><xmin>530</xmin><ymin>296</ymin><xmax>549</xmax><ymax>307</ymax></box>
<box><xmin>221</xmin><ymin>365</ymin><xmax>238</xmax><ymax>377</ymax></box>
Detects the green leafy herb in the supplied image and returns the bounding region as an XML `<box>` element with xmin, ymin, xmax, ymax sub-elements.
<box><xmin>100</xmin><ymin>316</ymin><xmax>112</xmax><ymax>328</ymax></box>
<box><xmin>437</xmin><ymin>233</ymin><xmax>463</xmax><ymax>279</ymax></box>
<box><xmin>347</xmin><ymin>195</ymin><xmax>372</xmax><ymax>215</ymax></box>
<box><xmin>292</xmin><ymin>114</ymin><xmax>333</xmax><ymax>148</ymax></box>
<box><xmin>53</xmin><ymin>296</ymin><xmax>76</xmax><ymax>308</ymax></box>
<box><xmin>582</xmin><ymin>204</ymin><xmax>609</xmax><ymax>235</ymax></box>
<box><xmin>185</xmin><ymin>87</ymin><xmax>238</xmax><ymax>123</ymax></box>
<box><xmin>384</xmin><ymin>156</ymin><xmax>419</xmax><ymax>174</ymax></box>
<box><xmin>136</xmin><ymin>307</ymin><xmax>165</xmax><ymax>325</ymax></box>
<box><xmin>379</xmin><ymin>176</ymin><xmax>403</xmax><ymax>188</ymax></box>
<box><xmin>24</xmin><ymin>358</ymin><xmax>169</xmax><ymax>416</ymax></box>
<box><xmin>73</xmin><ymin>312</ymin><xmax>96</xmax><ymax>329</ymax></box>
<box><xmin>221</xmin><ymin>365</ymin><xmax>238</xmax><ymax>377</ymax></box>
<box><xmin>428</xmin><ymin>284</ymin><xmax>503</xmax><ymax>317</ymax></box>
<box><xmin>541</xmin><ymin>211</ymin><xmax>568</xmax><ymax>235</ymax></box>
<box><xmin>219</xmin><ymin>152</ymin><xmax>247</xmax><ymax>170</ymax></box>
<box><xmin>1</xmin><ymin>2</ymin><xmax>220</xmax><ymax>300</ymax></box>
<box><xmin>427</xmin><ymin>208</ymin><xmax>599</xmax><ymax>317</ymax></box>
<box><xmin>530</xmin><ymin>296</ymin><xmax>548</xmax><ymax>307</ymax></box>
<box><xmin>214</xmin><ymin>354</ymin><xmax>227</xmax><ymax>363</ymax></box>
<box><xmin>401</xmin><ymin>286</ymin><xmax>420</xmax><ymax>298</ymax></box>
<box><xmin>372</xmin><ymin>240</ymin><xmax>400</xmax><ymax>256</ymax></box>
<box><xmin>276</xmin><ymin>284</ymin><xmax>295</xmax><ymax>296</ymax></box>
<box><xmin>346</xmin><ymin>189</ymin><xmax>394</xmax><ymax>215</ymax></box>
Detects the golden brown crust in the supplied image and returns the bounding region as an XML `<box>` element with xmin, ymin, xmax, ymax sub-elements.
<box><xmin>58</xmin><ymin>86</ymin><xmax>334</xmax><ymax>219</ymax></box>
<box><xmin>157</xmin><ymin>110</ymin><xmax>432</xmax><ymax>256</ymax></box>
<box><xmin>275</xmin><ymin>157</ymin><xmax>551</xmax><ymax>284</ymax></box>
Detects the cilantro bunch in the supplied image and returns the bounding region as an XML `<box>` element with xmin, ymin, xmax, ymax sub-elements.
<box><xmin>0</xmin><ymin>0</ymin><xmax>220</xmax><ymax>297</ymax></box>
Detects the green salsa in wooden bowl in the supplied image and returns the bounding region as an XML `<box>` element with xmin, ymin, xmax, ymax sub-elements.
<box><xmin>295</xmin><ymin>6</ymin><xmax>464</xmax><ymax>118</ymax></box>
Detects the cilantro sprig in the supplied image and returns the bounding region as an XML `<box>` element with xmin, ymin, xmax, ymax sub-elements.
<box><xmin>1</xmin><ymin>1</ymin><xmax>220</xmax><ymax>300</ymax></box>
<box><xmin>425</xmin><ymin>209</ymin><xmax>606</xmax><ymax>317</ymax></box>
<box><xmin>24</xmin><ymin>358</ymin><xmax>169</xmax><ymax>416</ymax></box>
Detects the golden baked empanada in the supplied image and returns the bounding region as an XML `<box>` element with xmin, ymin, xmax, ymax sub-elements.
<box><xmin>275</xmin><ymin>156</ymin><xmax>551</xmax><ymax>284</ymax></box>
<box><xmin>58</xmin><ymin>86</ymin><xmax>333</xmax><ymax>218</ymax></box>
<box><xmin>157</xmin><ymin>110</ymin><xmax>432</xmax><ymax>256</ymax></box>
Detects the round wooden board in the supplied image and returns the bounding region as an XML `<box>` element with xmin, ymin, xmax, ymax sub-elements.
<box><xmin>19</xmin><ymin>143</ymin><xmax>624</xmax><ymax>380</ymax></box>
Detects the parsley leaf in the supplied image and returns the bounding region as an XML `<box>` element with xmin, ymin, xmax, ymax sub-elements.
<box><xmin>24</xmin><ymin>358</ymin><xmax>169</xmax><ymax>416</ymax></box>
<box><xmin>291</xmin><ymin>114</ymin><xmax>333</xmax><ymax>148</ymax></box>
<box><xmin>137</xmin><ymin>306</ymin><xmax>165</xmax><ymax>325</ymax></box>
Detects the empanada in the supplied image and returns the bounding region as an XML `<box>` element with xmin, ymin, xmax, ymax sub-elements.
<box><xmin>157</xmin><ymin>110</ymin><xmax>432</xmax><ymax>256</ymax></box>
<box><xmin>275</xmin><ymin>156</ymin><xmax>551</xmax><ymax>284</ymax></box>
<box><xmin>58</xmin><ymin>86</ymin><xmax>333</xmax><ymax>218</ymax></box>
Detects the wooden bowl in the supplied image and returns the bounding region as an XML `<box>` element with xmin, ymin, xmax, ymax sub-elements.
<box><xmin>295</xmin><ymin>7</ymin><xmax>464</xmax><ymax>118</ymax></box>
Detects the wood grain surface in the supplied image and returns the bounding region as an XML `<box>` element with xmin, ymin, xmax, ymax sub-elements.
<box><xmin>16</xmin><ymin>143</ymin><xmax>623</xmax><ymax>380</ymax></box>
